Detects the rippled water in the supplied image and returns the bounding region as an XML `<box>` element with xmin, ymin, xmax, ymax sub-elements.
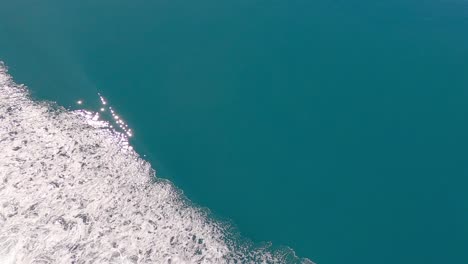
<box><xmin>0</xmin><ymin>63</ymin><xmax>313</xmax><ymax>264</ymax></box>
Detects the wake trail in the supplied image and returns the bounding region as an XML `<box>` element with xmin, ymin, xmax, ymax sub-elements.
<box><xmin>0</xmin><ymin>62</ymin><xmax>313</xmax><ymax>264</ymax></box>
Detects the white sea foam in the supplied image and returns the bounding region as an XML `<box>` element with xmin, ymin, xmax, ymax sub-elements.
<box><xmin>0</xmin><ymin>62</ymin><xmax>313</xmax><ymax>264</ymax></box>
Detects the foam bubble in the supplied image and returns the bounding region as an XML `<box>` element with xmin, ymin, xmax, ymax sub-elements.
<box><xmin>0</xmin><ymin>62</ymin><xmax>313</xmax><ymax>264</ymax></box>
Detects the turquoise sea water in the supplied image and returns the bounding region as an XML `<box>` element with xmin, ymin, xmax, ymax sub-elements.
<box><xmin>1</xmin><ymin>1</ymin><xmax>467</xmax><ymax>263</ymax></box>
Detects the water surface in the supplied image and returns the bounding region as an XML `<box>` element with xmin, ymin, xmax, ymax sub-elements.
<box><xmin>1</xmin><ymin>1</ymin><xmax>467</xmax><ymax>263</ymax></box>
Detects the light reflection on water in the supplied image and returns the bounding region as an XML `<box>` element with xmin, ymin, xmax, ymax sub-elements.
<box><xmin>76</xmin><ymin>93</ymin><xmax>134</xmax><ymax>139</ymax></box>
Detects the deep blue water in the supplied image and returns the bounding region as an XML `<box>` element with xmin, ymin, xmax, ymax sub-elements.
<box><xmin>1</xmin><ymin>1</ymin><xmax>468</xmax><ymax>263</ymax></box>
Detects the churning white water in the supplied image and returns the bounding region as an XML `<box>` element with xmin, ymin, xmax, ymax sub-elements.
<box><xmin>0</xmin><ymin>63</ymin><xmax>312</xmax><ymax>264</ymax></box>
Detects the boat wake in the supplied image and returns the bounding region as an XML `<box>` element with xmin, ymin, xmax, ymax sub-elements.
<box><xmin>0</xmin><ymin>62</ymin><xmax>313</xmax><ymax>264</ymax></box>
